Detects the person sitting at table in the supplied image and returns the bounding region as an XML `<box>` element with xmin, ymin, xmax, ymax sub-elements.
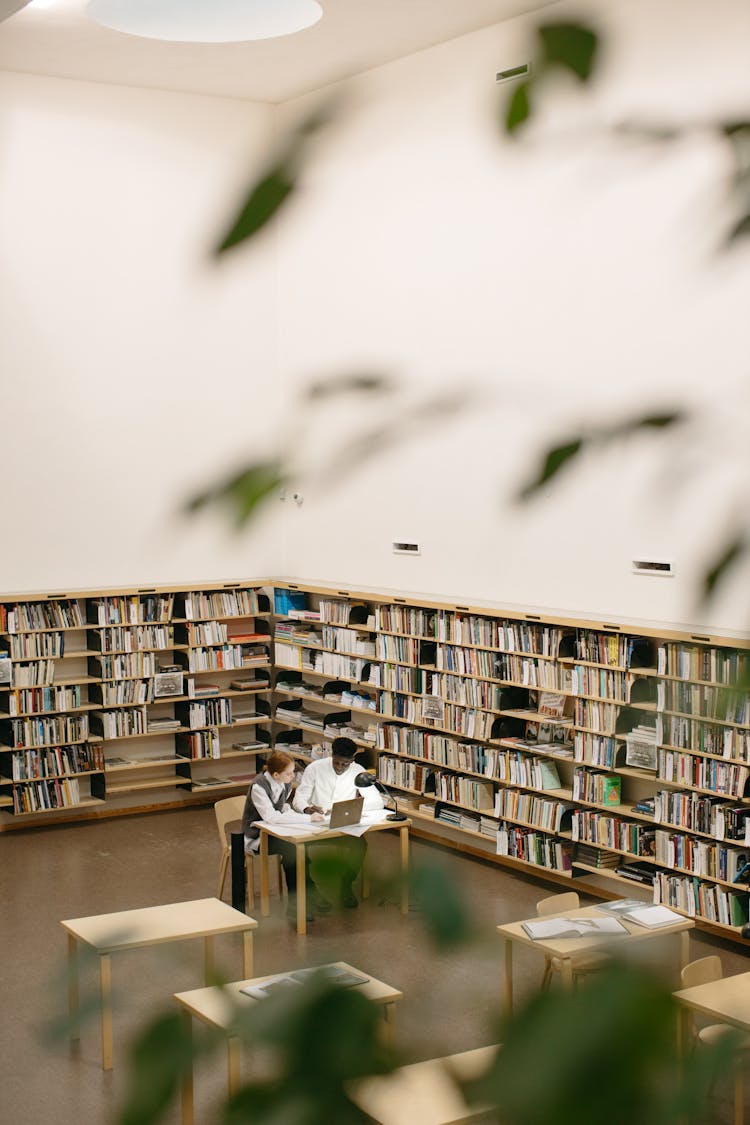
<box><xmin>292</xmin><ymin>736</ymin><xmax>384</xmax><ymax>908</ymax></box>
<box><xmin>242</xmin><ymin>750</ymin><xmax>324</xmax><ymax>923</ymax></box>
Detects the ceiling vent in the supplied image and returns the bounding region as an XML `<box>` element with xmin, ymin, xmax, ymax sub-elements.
<box><xmin>496</xmin><ymin>62</ymin><xmax>531</xmax><ymax>84</ymax></box>
<box><xmin>632</xmin><ymin>559</ymin><xmax>674</xmax><ymax>577</ymax></box>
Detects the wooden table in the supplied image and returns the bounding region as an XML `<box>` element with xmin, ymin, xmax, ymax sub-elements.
<box><xmin>674</xmin><ymin>969</ymin><xmax>750</xmax><ymax>1041</ymax></box>
<box><xmin>258</xmin><ymin>815</ymin><xmax>411</xmax><ymax>934</ymax></box>
<box><xmin>497</xmin><ymin>903</ymin><xmax>693</xmax><ymax>1016</ymax></box>
<box><xmin>61</xmin><ymin>897</ymin><xmax>257</xmax><ymax>1070</ymax></box>
<box><xmin>349</xmin><ymin>1044</ymin><xmax>498</xmax><ymax>1125</ymax></box>
<box><xmin>174</xmin><ymin>960</ymin><xmax>403</xmax><ymax>1125</ymax></box>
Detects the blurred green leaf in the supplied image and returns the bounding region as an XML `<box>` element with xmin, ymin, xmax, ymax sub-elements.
<box><xmin>119</xmin><ymin>1012</ymin><xmax>213</xmax><ymax>1125</ymax></box>
<box><xmin>607</xmin><ymin>409</ymin><xmax>686</xmax><ymax>437</ymax></box>
<box><xmin>305</xmin><ymin>373</ymin><xmax>396</xmax><ymax>400</ymax></box>
<box><xmin>726</xmin><ymin>210</ymin><xmax>750</xmax><ymax>243</ymax></box>
<box><xmin>517</xmin><ymin>438</ymin><xmax>584</xmax><ymax>500</ymax></box>
<box><xmin>215</xmin><ymin>93</ymin><xmax>342</xmax><ymax>255</ymax></box>
<box><xmin>216</xmin><ymin>167</ymin><xmax>295</xmax><ymax>254</ymax></box>
<box><xmin>226</xmin><ymin>980</ymin><xmax>394</xmax><ymax>1125</ymax></box>
<box><xmin>538</xmin><ymin>22</ymin><xmax>599</xmax><ymax>82</ymax></box>
<box><xmin>185</xmin><ymin>459</ymin><xmax>286</xmax><ymax>528</ymax></box>
<box><xmin>465</xmin><ymin>963</ymin><xmax>722</xmax><ymax>1125</ymax></box>
<box><xmin>702</xmin><ymin>534</ymin><xmax>748</xmax><ymax>601</ymax></box>
<box><xmin>506</xmin><ymin>81</ymin><xmax>532</xmax><ymax>134</ymax></box>
<box><xmin>409</xmin><ymin>859</ymin><xmax>473</xmax><ymax>948</ymax></box>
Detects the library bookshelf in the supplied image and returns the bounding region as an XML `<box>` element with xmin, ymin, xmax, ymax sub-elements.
<box><xmin>0</xmin><ymin>581</ymin><xmax>273</xmax><ymax>826</ymax></box>
<box><xmin>269</xmin><ymin>581</ymin><xmax>750</xmax><ymax>946</ymax></box>
<box><xmin>5</xmin><ymin>576</ymin><xmax>750</xmax><ymax>945</ymax></box>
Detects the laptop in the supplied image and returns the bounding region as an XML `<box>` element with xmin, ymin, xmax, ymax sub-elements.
<box><xmin>327</xmin><ymin>795</ymin><xmax>364</xmax><ymax>829</ymax></box>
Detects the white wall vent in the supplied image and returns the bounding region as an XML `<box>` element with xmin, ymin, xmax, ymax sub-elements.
<box><xmin>632</xmin><ymin>558</ymin><xmax>674</xmax><ymax>577</ymax></box>
<box><xmin>393</xmin><ymin>542</ymin><xmax>420</xmax><ymax>556</ymax></box>
<box><xmin>496</xmin><ymin>62</ymin><xmax>531</xmax><ymax>84</ymax></box>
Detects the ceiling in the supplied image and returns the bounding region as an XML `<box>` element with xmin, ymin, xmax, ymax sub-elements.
<box><xmin>0</xmin><ymin>0</ymin><xmax>553</xmax><ymax>103</ymax></box>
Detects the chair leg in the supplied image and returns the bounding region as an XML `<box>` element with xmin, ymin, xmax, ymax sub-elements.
<box><xmin>217</xmin><ymin>851</ymin><xmax>229</xmax><ymax>900</ymax></box>
<box><xmin>734</xmin><ymin>1062</ymin><xmax>744</xmax><ymax>1125</ymax></box>
<box><xmin>245</xmin><ymin>855</ymin><xmax>255</xmax><ymax>910</ymax></box>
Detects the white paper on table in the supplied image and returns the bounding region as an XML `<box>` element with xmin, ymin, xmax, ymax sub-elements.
<box><xmin>257</xmin><ymin>821</ymin><xmax>329</xmax><ymax>838</ymax></box>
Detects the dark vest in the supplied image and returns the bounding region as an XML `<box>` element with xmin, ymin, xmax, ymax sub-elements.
<box><xmin>242</xmin><ymin>773</ymin><xmax>292</xmax><ymax>839</ymax></box>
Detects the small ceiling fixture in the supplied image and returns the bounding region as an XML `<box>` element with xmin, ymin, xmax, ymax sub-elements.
<box><xmin>85</xmin><ymin>0</ymin><xmax>323</xmax><ymax>44</ymax></box>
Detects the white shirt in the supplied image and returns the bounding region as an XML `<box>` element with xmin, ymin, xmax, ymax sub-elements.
<box><xmin>244</xmin><ymin>773</ymin><xmax>312</xmax><ymax>853</ymax></box>
<box><xmin>292</xmin><ymin>758</ymin><xmax>384</xmax><ymax>815</ymax></box>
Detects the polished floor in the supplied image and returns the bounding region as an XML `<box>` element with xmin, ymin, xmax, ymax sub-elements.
<box><xmin>1</xmin><ymin>807</ymin><xmax>748</xmax><ymax>1124</ymax></box>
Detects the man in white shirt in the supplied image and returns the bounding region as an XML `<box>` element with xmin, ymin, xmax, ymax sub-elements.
<box><xmin>293</xmin><ymin>737</ymin><xmax>384</xmax><ymax>907</ymax></box>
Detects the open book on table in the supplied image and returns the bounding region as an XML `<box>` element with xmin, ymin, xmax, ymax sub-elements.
<box><xmin>240</xmin><ymin>965</ymin><xmax>369</xmax><ymax>999</ymax></box>
<box><xmin>621</xmin><ymin>904</ymin><xmax>685</xmax><ymax>929</ymax></box>
<box><xmin>521</xmin><ymin>915</ymin><xmax>628</xmax><ymax>940</ymax></box>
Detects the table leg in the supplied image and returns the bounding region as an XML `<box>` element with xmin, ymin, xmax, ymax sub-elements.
<box><xmin>204</xmin><ymin>936</ymin><xmax>215</xmax><ymax>984</ymax></box>
<box><xmin>100</xmin><ymin>953</ymin><xmax>113</xmax><ymax>1071</ymax></box>
<box><xmin>296</xmin><ymin>844</ymin><xmax>307</xmax><ymax>935</ymax></box>
<box><xmin>503</xmin><ymin>938</ymin><xmax>513</xmax><ymax>1018</ymax></box>
<box><xmin>227</xmin><ymin>1037</ymin><xmax>241</xmax><ymax>1097</ymax></box>
<box><xmin>381</xmin><ymin>1001</ymin><xmax>397</xmax><ymax>1048</ymax></box>
<box><xmin>242</xmin><ymin>931</ymin><xmax>254</xmax><ymax>978</ymax></box>
<box><xmin>560</xmin><ymin>958</ymin><xmax>574</xmax><ymax>991</ymax></box>
<box><xmin>399</xmin><ymin>826</ymin><xmax>409</xmax><ymax>915</ymax></box>
<box><xmin>260</xmin><ymin>830</ymin><xmax>270</xmax><ymax>917</ymax></box>
<box><xmin>67</xmin><ymin>935</ymin><xmax>80</xmax><ymax>1044</ymax></box>
<box><xmin>180</xmin><ymin>1010</ymin><xmax>194</xmax><ymax>1125</ymax></box>
<box><xmin>361</xmin><ymin>852</ymin><xmax>369</xmax><ymax>901</ymax></box>
<box><xmin>679</xmin><ymin>930</ymin><xmax>690</xmax><ymax>971</ymax></box>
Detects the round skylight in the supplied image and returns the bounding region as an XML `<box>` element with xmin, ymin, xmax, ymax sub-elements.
<box><xmin>86</xmin><ymin>0</ymin><xmax>323</xmax><ymax>44</ymax></box>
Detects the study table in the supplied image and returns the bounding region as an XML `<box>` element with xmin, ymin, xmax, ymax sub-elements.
<box><xmin>257</xmin><ymin>812</ymin><xmax>411</xmax><ymax>934</ymax></box>
<box><xmin>674</xmin><ymin>970</ymin><xmax>750</xmax><ymax>1042</ymax></box>
<box><xmin>497</xmin><ymin>903</ymin><xmax>694</xmax><ymax>1016</ymax></box>
<box><xmin>174</xmin><ymin>961</ymin><xmax>402</xmax><ymax>1125</ymax></box>
<box><xmin>348</xmin><ymin>1044</ymin><xmax>498</xmax><ymax>1125</ymax></box>
<box><xmin>61</xmin><ymin>897</ymin><xmax>257</xmax><ymax>1070</ymax></box>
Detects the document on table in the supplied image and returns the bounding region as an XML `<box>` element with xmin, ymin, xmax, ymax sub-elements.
<box><xmin>257</xmin><ymin>810</ymin><xmax>391</xmax><ymax>838</ymax></box>
<box><xmin>522</xmin><ymin>915</ymin><xmax>627</xmax><ymax>940</ymax></box>
<box><xmin>623</xmin><ymin>904</ymin><xmax>684</xmax><ymax>929</ymax></box>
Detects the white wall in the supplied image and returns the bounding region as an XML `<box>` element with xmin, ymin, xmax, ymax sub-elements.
<box><xmin>3</xmin><ymin>0</ymin><xmax>750</xmax><ymax>636</ymax></box>
<box><xmin>0</xmin><ymin>71</ymin><xmax>283</xmax><ymax>592</ymax></box>
<box><xmin>273</xmin><ymin>0</ymin><xmax>750</xmax><ymax>634</ymax></box>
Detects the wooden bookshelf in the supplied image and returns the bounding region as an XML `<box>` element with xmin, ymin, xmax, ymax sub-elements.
<box><xmin>269</xmin><ymin>582</ymin><xmax>750</xmax><ymax>943</ymax></box>
<box><xmin>0</xmin><ymin>582</ymin><xmax>272</xmax><ymax>822</ymax></box>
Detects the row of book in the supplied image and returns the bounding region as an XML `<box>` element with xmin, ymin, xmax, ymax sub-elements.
<box><xmin>187</xmin><ymin>644</ymin><xmax>267</xmax><ymax>672</ymax></box>
<box><xmin>0</xmin><ymin>599</ymin><xmax>85</xmax><ymax>634</ymax></box>
<box><xmin>494</xmin><ymin>788</ymin><xmax>573</xmax><ymax>833</ymax></box>
<box><xmin>9</xmin><ymin>743</ymin><xmax>104</xmax><ymax>780</ymax></box>
<box><xmin>653</xmin><ymin>870</ymin><xmax>748</xmax><ymax>927</ymax></box>
<box><xmin>376</xmin><ymin>724</ymin><xmax>490</xmax><ymax>774</ymax></box>
<box><xmin>653</xmin><ymin>830</ymin><xmax>748</xmax><ymax>883</ymax></box>
<box><xmin>657</xmin><ymin>749</ymin><xmax>749</xmax><ymax>798</ymax></box>
<box><xmin>4</xmin><ymin>714</ymin><xmax>89</xmax><ymax>749</ymax></box>
<box><xmin>652</xmin><ymin>791</ymin><xmax>750</xmax><ymax>841</ymax></box>
<box><xmin>658</xmin><ymin>715</ymin><xmax>750</xmax><ymax>760</ymax></box>
<box><xmin>432</xmin><ymin>771</ymin><xmax>495</xmax><ymax>812</ymax></box>
<box><xmin>91</xmin><ymin>625</ymin><xmax>174</xmax><ymax>654</ymax></box>
<box><xmin>12</xmin><ymin>775</ymin><xmax>83</xmax><ymax>812</ymax></box>
<box><xmin>496</xmin><ymin>822</ymin><xmax>573</xmax><ymax>872</ymax></box>
<box><xmin>6</xmin><ymin>633</ymin><xmax>65</xmax><ymax>660</ymax></box>
<box><xmin>5</xmin><ymin>659</ymin><xmax>56</xmax><ymax>687</ymax></box>
<box><xmin>658</xmin><ymin>643</ymin><xmax>750</xmax><ymax>686</ymax></box>
<box><xmin>182</xmin><ymin>589</ymin><xmax>259</xmax><ymax>621</ymax></box>
<box><xmin>4</xmin><ymin>684</ymin><xmax>83</xmax><ymax>716</ymax></box>
<box><xmin>322</xmin><ymin>625</ymin><xmax>376</xmax><ymax>658</ymax></box>
<box><xmin>658</xmin><ymin>681</ymin><xmax>750</xmax><ymax>724</ymax></box>
<box><xmin>573</xmin><ymin>732</ymin><xmax>619</xmax><ymax>769</ymax></box>
<box><xmin>571</xmin><ymin>810</ymin><xmax>654</xmax><ymax>855</ymax></box>
<box><xmin>572</xmin><ymin>767</ymin><xmax>621</xmax><ymax>806</ymax></box>
<box><xmin>88</xmin><ymin>594</ymin><xmax>174</xmax><ymax>626</ymax></box>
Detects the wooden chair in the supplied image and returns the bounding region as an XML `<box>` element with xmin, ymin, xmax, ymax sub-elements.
<box><xmin>214</xmin><ymin>795</ymin><xmax>284</xmax><ymax>910</ymax></box>
<box><xmin>536</xmin><ymin>892</ymin><xmax>610</xmax><ymax>989</ymax></box>
<box><xmin>680</xmin><ymin>956</ymin><xmax>750</xmax><ymax>1125</ymax></box>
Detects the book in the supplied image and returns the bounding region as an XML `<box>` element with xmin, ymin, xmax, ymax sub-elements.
<box><xmin>521</xmin><ymin>916</ymin><xmax>627</xmax><ymax>940</ymax></box>
<box><xmin>598</xmin><ymin>897</ymin><xmax>650</xmax><ymax>915</ymax></box>
<box><xmin>290</xmin><ymin>966</ymin><xmax>369</xmax><ymax>987</ymax></box>
<box><xmin>230</xmin><ymin>678</ymin><xmax>262</xmax><ymax>691</ymax></box>
<box><xmin>624</xmin><ymin>905</ymin><xmax>684</xmax><ymax>929</ymax></box>
<box><xmin>192</xmin><ymin>776</ymin><xmax>228</xmax><ymax>788</ymax></box>
<box><xmin>241</xmin><ymin>977</ymin><xmax>302</xmax><ymax>1000</ymax></box>
<box><xmin>232</xmin><ymin>740</ymin><xmax>264</xmax><ymax>752</ymax></box>
<box><xmin>601</xmin><ymin>776</ymin><xmax>621</xmax><ymax>805</ymax></box>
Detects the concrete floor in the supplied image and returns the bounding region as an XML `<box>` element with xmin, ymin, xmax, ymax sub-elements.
<box><xmin>1</xmin><ymin>807</ymin><xmax>748</xmax><ymax>1124</ymax></box>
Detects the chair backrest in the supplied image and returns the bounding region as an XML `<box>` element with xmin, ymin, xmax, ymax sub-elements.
<box><xmin>680</xmin><ymin>956</ymin><xmax>723</xmax><ymax>990</ymax></box>
<box><xmin>214</xmin><ymin>795</ymin><xmax>247</xmax><ymax>848</ymax></box>
<box><xmin>537</xmin><ymin>891</ymin><xmax>580</xmax><ymax>917</ymax></box>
